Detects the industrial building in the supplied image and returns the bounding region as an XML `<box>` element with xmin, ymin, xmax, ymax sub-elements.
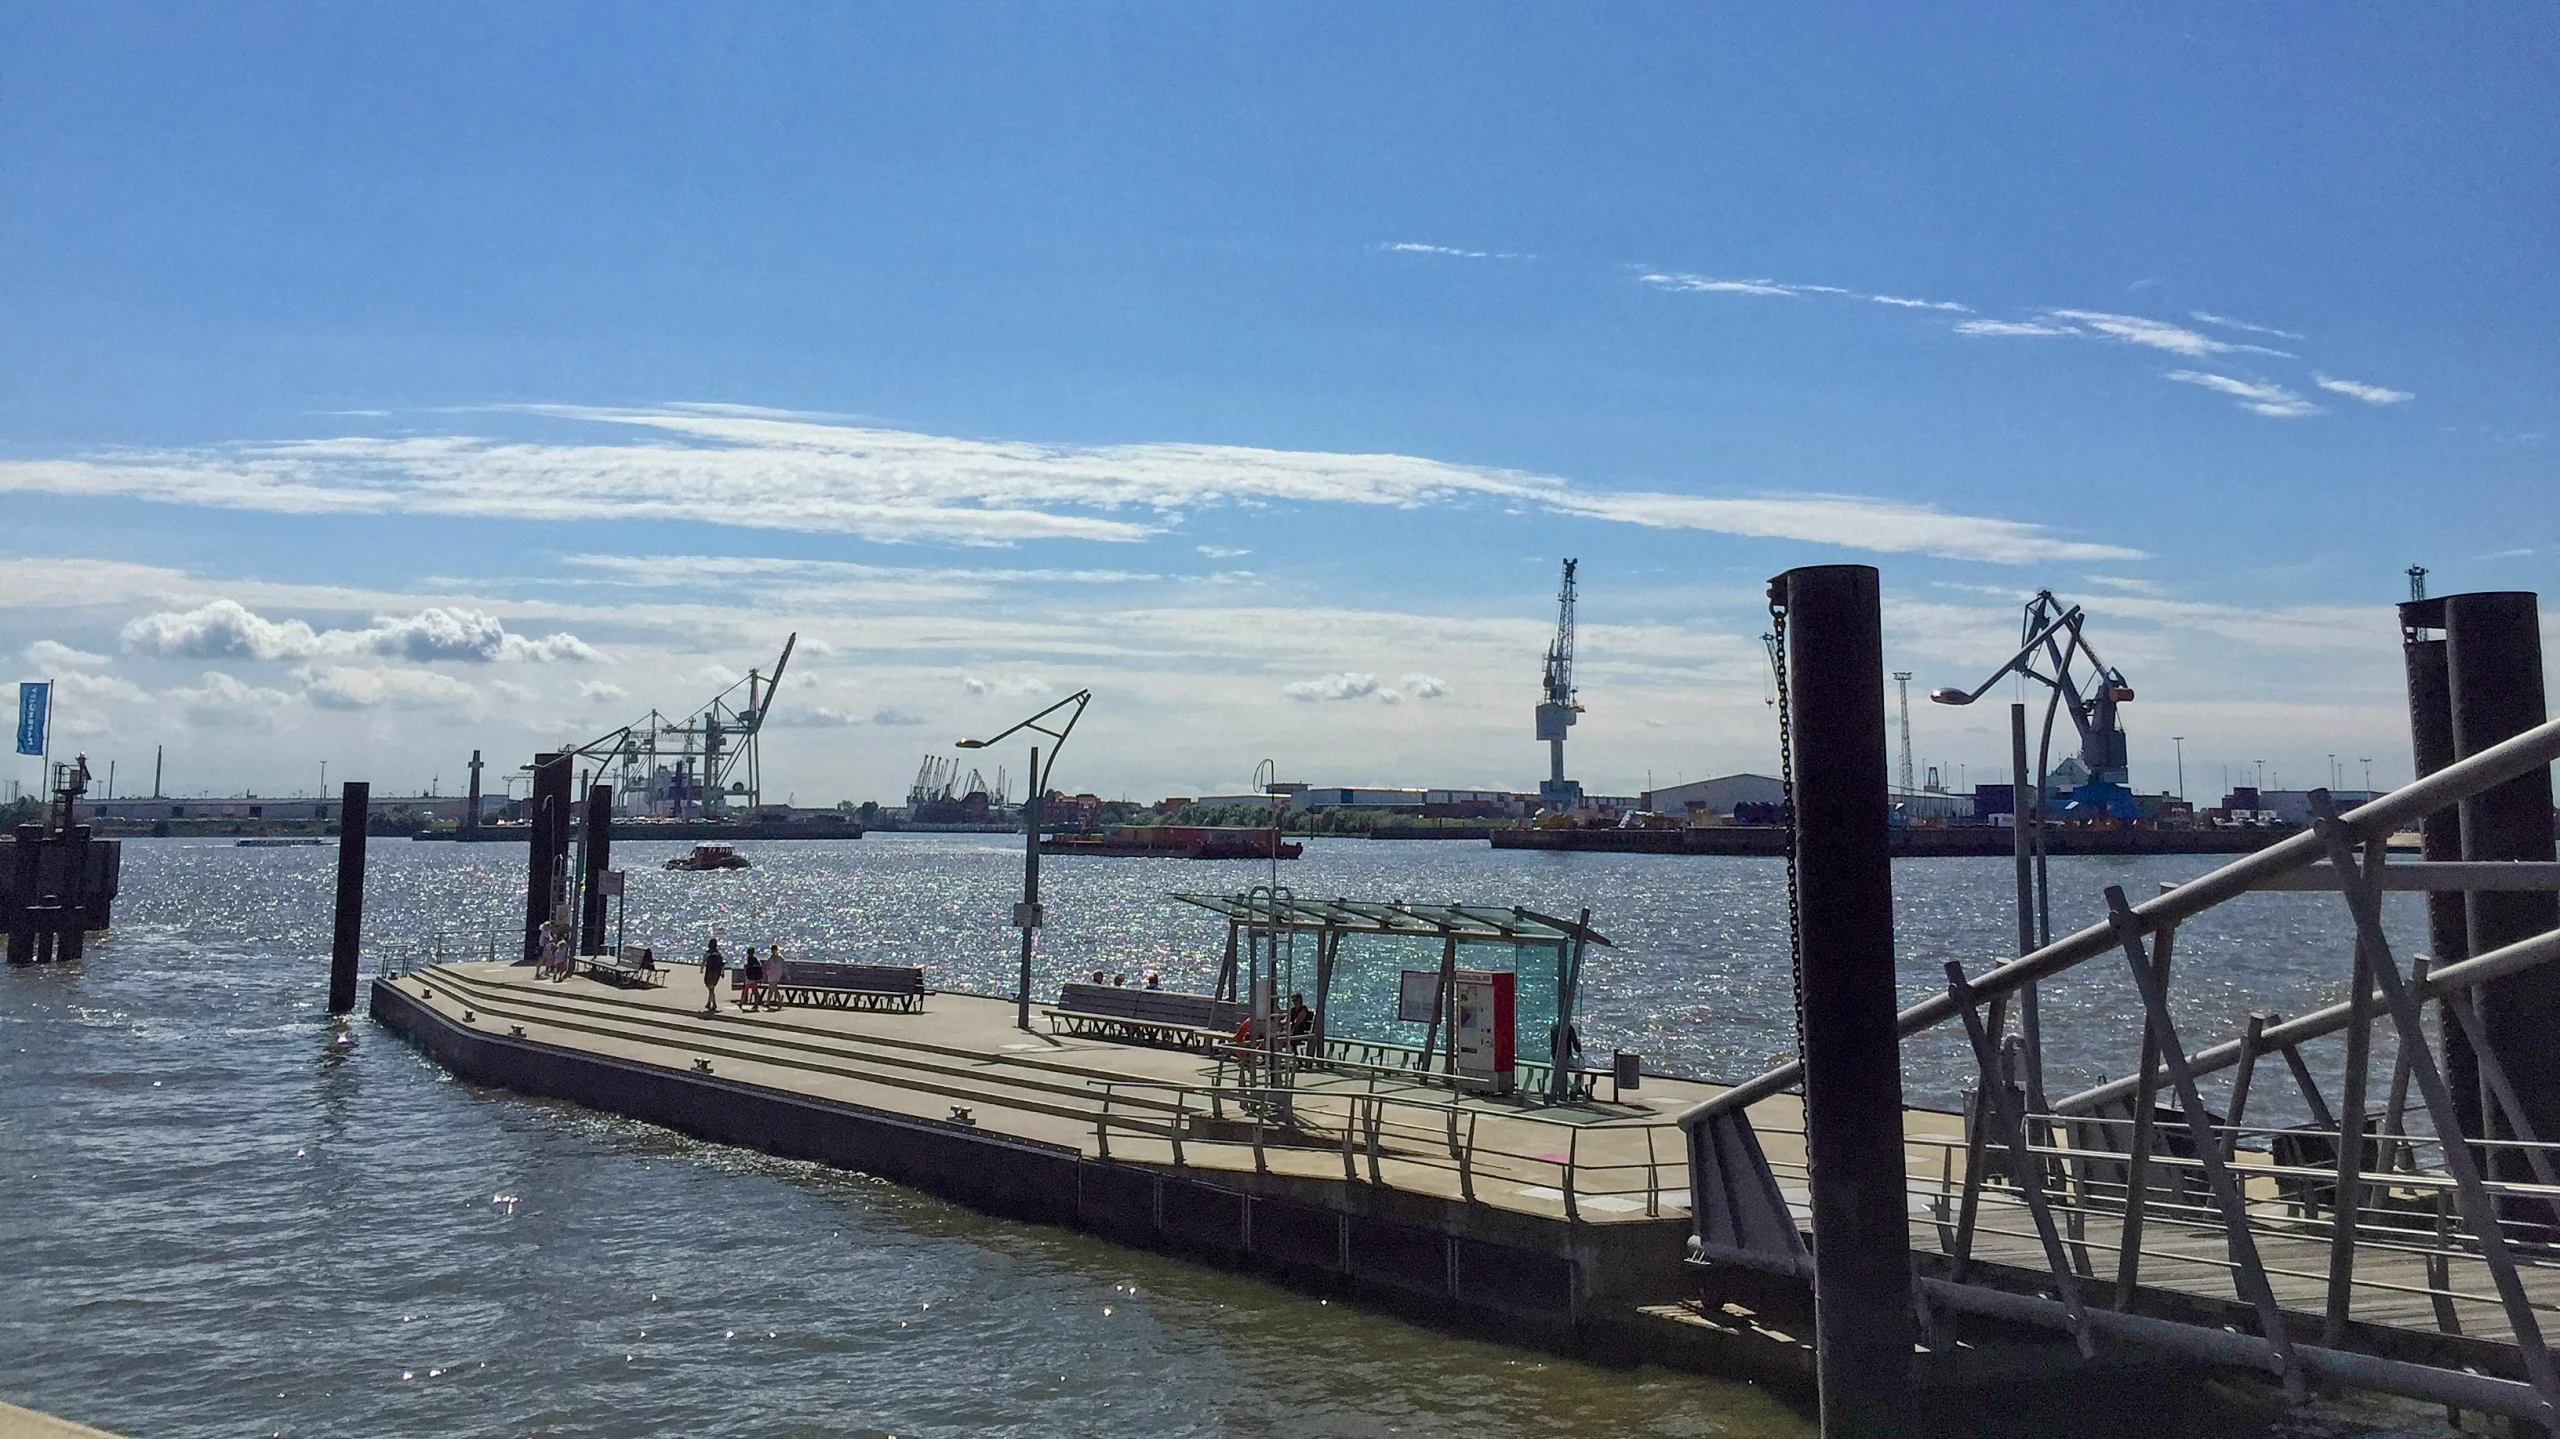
<box><xmin>1637</xmin><ymin>774</ymin><xmax>1784</xmax><ymax>818</ymax></box>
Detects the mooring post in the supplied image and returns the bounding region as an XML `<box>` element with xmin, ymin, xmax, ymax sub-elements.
<box><xmin>522</xmin><ymin>753</ymin><xmax>570</xmax><ymax>962</ymax></box>
<box><xmin>2443</xmin><ymin>592</ymin><xmax>2560</xmax><ymax>1201</ymax></box>
<box><xmin>1774</xmin><ymin>563</ymin><xmax>1914</xmax><ymax>1437</ymax></box>
<box><xmin>463</xmin><ymin>748</ymin><xmax>484</xmax><ymax>840</ymax></box>
<box><xmin>2401</xmin><ymin>603</ymin><xmax>2482</xmax><ymax>1148</ymax></box>
<box><xmin>578</xmin><ymin>783</ymin><xmax>614</xmax><ymax>955</ymax></box>
<box><xmin>5</xmin><ymin>824</ymin><xmax>39</xmax><ymax>965</ymax></box>
<box><xmin>329</xmin><ymin>781</ymin><xmax>369</xmax><ymax>1014</ymax></box>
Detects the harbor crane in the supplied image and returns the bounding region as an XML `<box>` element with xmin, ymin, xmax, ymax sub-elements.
<box><xmin>1929</xmin><ymin>591</ymin><xmax>2138</xmax><ymax>821</ymax></box>
<box><xmin>556</xmin><ymin>633</ymin><xmax>797</xmax><ymax>817</ymax></box>
<box><xmin>1534</xmin><ymin>558</ymin><xmax>1584</xmax><ymax>809</ymax></box>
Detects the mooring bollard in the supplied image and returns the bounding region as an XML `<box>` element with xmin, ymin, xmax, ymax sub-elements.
<box><xmin>1772</xmin><ymin>563</ymin><xmax>1915</xmax><ymax>1438</ymax></box>
<box><xmin>2400</xmin><ymin>603</ymin><xmax>2482</xmax><ymax>1145</ymax></box>
<box><xmin>329</xmin><ymin>781</ymin><xmax>370</xmax><ymax>1014</ymax></box>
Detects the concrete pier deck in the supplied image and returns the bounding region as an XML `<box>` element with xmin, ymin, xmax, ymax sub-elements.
<box><xmin>375</xmin><ymin>962</ymin><xmax>1778</xmax><ymax>1372</ymax></box>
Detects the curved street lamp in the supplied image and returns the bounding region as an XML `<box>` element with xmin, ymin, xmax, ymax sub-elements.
<box><xmin>959</xmin><ymin>689</ymin><xmax>1092</xmax><ymax>1030</ymax></box>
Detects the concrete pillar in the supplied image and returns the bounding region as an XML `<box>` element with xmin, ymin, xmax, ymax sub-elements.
<box><xmin>1773</xmin><ymin>564</ymin><xmax>1914</xmax><ymax>1437</ymax></box>
<box><xmin>523</xmin><ymin>753</ymin><xmax>570</xmax><ymax>962</ymax></box>
<box><xmin>329</xmin><ymin>782</ymin><xmax>369</xmax><ymax>1014</ymax></box>
<box><xmin>464</xmin><ymin>749</ymin><xmax>483</xmax><ymax>839</ymax></box>
<box><xmin>2400</xmin><ymin>610</ymin><xmax>2482</xmax><ymax>1145</ymax></box>
<box><xmin>2444</xmin><ymin>593</ymin><xmax>2560</xmax><ymax>1188</ymax></box>
<box><xmin>578</xmin><ymin>783</ymin><xmax>614</xmax><ymax>955</ymax></box>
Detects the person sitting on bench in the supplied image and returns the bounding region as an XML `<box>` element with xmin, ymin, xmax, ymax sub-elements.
<box><xmin>1286</xmin><ymin>992</ymin><xmax>1316</xmax><ymax>1052</ymax></box>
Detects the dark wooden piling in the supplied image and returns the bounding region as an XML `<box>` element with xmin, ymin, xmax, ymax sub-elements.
<box><xmin>2401</xmin><ymin>605</ymin><xmax>2482</xmax><ymax>1147</ymax></box>
<box><xmin>2443</xmin><ymin>593</ymin><xmax>2560</xmax><ymax>1195</ymax></box>
<box><xmin>5</xmin><ymin>824</ymin><xmax>38</xmax><ymax>965</ymax></box>
<box><xmin>329</xmin><ymin>781</ymin><xmax>369</xmax><ymax>1014</ymax></box>
<box><xmin>1772</xmin><ymin>564</ymin><xmax>1914</xmax><ymax>1437</ymax></box>
<box><xmin>522</xmin><ymin>753</ymin><xmax>571</xmax><ymax>961</ymax></box>
<box><xmin>578</xmin><ymin>783</ymin><xmax>613</xmax><ymax>955</ymax></box>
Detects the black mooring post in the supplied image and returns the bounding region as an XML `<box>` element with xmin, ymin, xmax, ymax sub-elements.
<box><xmin>329</xmin><ymin>781</ymin><xmax>369</xmax><ymax>1014</ymax></box>
<box><xmin>6</xmin><ymin>824</ymin><xmax>39</xmax><ymax>965</ymax></box>
<box><xmin>1775</xmin><ymin>564</ymin><xmax>1914</xmax><ymax>1438</ymax></box>
<box><xmin>523</xmin><ymin>753</ymin><xmax>570</xmax><ymax>962</ymax></box>
<box><xmin>2400</xmin><ymin>606</ymin><xmax>2483</xmax><ymax>1147</ymax></box>
<box><xmin>2444</xmin><ymin>592</ymin><xmax>2560</xmax><ymax>1198</ymax></box>
<box><xmin>578</xmin><ymin>783</ymin><xmax>614</xmax><ymax>955</ymax></box>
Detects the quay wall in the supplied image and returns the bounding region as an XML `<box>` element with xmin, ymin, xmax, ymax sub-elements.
<box><xmin>1491</xmin><ymin>825</ymin><xmax>2285</xmax><ymax>857</ymax></box>
<box><xmin>368</xmin><ymin>979</ymin><xmax>1709</xmax><ymax>1366</ymax></box>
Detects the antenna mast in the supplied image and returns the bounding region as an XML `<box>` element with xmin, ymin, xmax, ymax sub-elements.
<box><xmin>1534</xmin><ymin>558</ymin><xmax>1584</xmax><ymax>810</ymax></box>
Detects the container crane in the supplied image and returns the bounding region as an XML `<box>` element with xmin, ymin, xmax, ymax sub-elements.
<box><xmin>1534</xmin><ymin>558</ymin><xmax>1584</xmax><ymax>809</ymax></box>
<box><xmin>1929</xmin><ymin>591</ymin><xmax>2139</xmax><ymax>822</ymax></box>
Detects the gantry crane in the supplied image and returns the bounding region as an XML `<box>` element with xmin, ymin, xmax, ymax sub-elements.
<box><xmin>557</xmin><ymin>633</ymin><xmax>797</xmax><ymax>817</ymax></box>
<box><xmin>1535</xmin><ymin>558</ymin><xmax>1584</xmax><ymax>809</ymax></box>
<box><xmin>1930</xmin><ymin>592</ymin><xmax>2138</xmax><ymax>821</ymax></box>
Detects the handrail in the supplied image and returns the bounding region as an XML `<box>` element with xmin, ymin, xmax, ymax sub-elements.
<box><xmin>1682</xmin><ymin>713</ymin><xmax>2560</xmax><ymax>1126</ymax></box>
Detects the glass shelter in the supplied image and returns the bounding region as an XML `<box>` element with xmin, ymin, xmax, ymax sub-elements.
<box><xmin>1173</xmin><ymin>892</ymin><xmax>1609</xmax><ymax>1104</ymax></box>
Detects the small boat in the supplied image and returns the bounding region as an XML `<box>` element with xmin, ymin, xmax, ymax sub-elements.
<box><xmin>665</xmin><ymin>843</ymin><xmax>750</xmax><ymax>871</ymax></box>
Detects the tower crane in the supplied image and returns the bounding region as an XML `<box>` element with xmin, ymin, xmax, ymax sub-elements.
<box><xmin>1534</xmin><ymin>558</ymin><xmax>1584</xmax><ymax>810</ymax></box>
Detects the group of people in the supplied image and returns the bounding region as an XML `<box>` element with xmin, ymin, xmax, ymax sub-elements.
<box><xmin>1232</xmin><ymin>992</ymin><xmax>1318</xmax><ymax>1059</ymax></box>
<box><xmin>1086</xmin><ymin>968</ymin><xmax>1164</xmax><ymax>990</ymax></box>
<box><xmin>697</xmin><ymin>936</ymin><xmax>789</xmax><ymax>1014</ymax></box>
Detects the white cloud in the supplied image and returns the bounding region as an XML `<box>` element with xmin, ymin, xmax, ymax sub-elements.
<box><xmin>578</xmin><ymin>681</ymin><xmax>628</xmax><ymax>704</ymax></box>
<box><xmin>2314</xmin><ymin>374</ymin><xmax>2415</xmax><ymax>406</ymax></box>
<box><xmin>24</xmin><ymin>640</ymin><xmax>110</xmax><ymax>669</ymax></box>
<box><xmin>1546</xmin><ymin>491</ymin><xmax>2143</xmax><ymax>563</ymax></box>
<box><xmin>1196</xmin><ymin>545</ymin><xmax>1250</xmax><ymax>559</ymax></box>
<box><xmin>1868</xmin><ymin>294</ymin><xmax>1970</xmax><ymax>313</ymax></box>
<box><xmin>2162</xmin><ymin>370</ymin><xmax>2321</xmax><ymax>418</ymax></box>
<box><xmin>1383</xmin><ymin>241</ymin><xmax>1532</xmax><ymax>260</ymax></box>
<box><xmin>170</xmin><ymin>670</ymin><xmax>291</xmax><ymax>728</ymax></box>
<box><xmin>52</xmin><ymin>669</ymin><xmax>148</xmax><ymax>704</ymax></box>
<box><xmin>2190</xmin><ymin>311</ymin><xmax>2305</xmax><ymax>341</ymax></box>
<box><xmin>1283</xmin><ymin>672</ymin><xmax>1380</xmax><ymax>702</ymax></box>
<box><xmin>1954</xmin><ymin>319</ymin><xmax>2081</xmax><ymax>339</ymax></box>
<box><xmin>119</xmin><ymin>599</ymin><xmax>595</xmax><ymax>663</ymax></box>
<box><xmin>1640</xmin><ymin>271</ymin><xmax>1799</xmax><ymax>297</ymax></box>
<box><xmin>870</xmin><ymin>706</ymin><xmax>927</xmax><ymax>726</ymax></box>
<box><xmin>961</xmin><ymin>673</ymin><xmax>1052</xmax><ymax>697</ymax></box>
<box><xmin>299</xmin><ymin>665</ymin><xmax>477</xmax><ymax>710</ymax></box>
<box><xmin>2047</xmin><ymin>310</ymin><xmax>2290</xmax><ymax>359</ymax></box>
<box><xmin>0</xmin><ymin>408</ymin><xmax>2126</xmax><ymax>566</ymax></box>
<box><xmin>1402</xmin><ymin>673</ymin><xmax>1449</xmax><ymax>699</ymax></box>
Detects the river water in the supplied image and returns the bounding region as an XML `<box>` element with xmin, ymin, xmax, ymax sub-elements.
<box><xmin>0</xmin><ymin>835</ymin><xmax>2443</xmax><ymax>1437</ymax></box>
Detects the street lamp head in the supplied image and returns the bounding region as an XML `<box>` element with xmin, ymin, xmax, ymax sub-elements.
<box><xmin>1927</xmin><ymin>687</ymin><xmax>1973</xmax><ymax>706</ymax></box>
<box><xmin>955</xmin><ymin>739</ymin><xmax>986</xmax><ymax>749</ymax></box>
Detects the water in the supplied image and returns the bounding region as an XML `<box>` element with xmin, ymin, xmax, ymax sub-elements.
<box><xmin>0</xmin><ymin>835</ymin><xmax>2439</xmax><ymax>1436</ymax></box>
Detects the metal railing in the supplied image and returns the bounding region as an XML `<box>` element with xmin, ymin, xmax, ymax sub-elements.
<box><xmin>1683</xmin><ymin>711</ymin><xmax>2560</xmax><ymax>1424</ymax></box>
<box><xmin>1088</xmin><ymin>1071</ymin><xmax>1686</xmax><ymax>1223</ymax></box>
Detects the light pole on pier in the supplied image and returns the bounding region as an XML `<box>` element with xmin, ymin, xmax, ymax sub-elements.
<box><xmin>2172</xmin><ymin>736</ymin><xmax>2185</xmax><ymax>799</ymax></box>
<box><xmin>958</xmin><ymin>690</ymin><xmax>1092</xmax><ymax>1030</ymax></box>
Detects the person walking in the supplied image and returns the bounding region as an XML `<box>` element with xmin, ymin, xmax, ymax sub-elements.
<box><xmin>701</xmin><ymin>935</ymin><xmax>726</xmax><ymax>1015</ymax></box>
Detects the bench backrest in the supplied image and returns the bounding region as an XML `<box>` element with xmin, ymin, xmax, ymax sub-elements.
<box><xmin>1057</xmin><ymin>983</ymin><xmax>1242</xmax><ymax>1032</ymax></box>
<box><xmin>778</xmin><ymin>960</ymin><xmax>925</xmax><ymax>994</ymax></box>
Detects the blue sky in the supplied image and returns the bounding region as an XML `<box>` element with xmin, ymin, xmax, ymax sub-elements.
<box><xmin>2</xmin><ymin>5</ymin><xmax>2552</xmax><ymax>804</ymax></box>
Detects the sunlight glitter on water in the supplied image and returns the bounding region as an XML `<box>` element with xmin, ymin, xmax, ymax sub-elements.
<box><xmin>0</xmin><ymin>834</ymin><xmax>2433</xmax><ymax>1437</ymax></box>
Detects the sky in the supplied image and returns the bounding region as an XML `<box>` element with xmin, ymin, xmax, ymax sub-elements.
<box><xmin>2</xmin><ymin>5</ymin><xmax>2553</xmax><ymax>807</ymax></box>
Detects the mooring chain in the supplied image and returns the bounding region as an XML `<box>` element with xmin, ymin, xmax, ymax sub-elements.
<box><xmin>1766</xmin><ymin>595</ymin><xmax>1807</xmax><ymax>1067</ymax></box>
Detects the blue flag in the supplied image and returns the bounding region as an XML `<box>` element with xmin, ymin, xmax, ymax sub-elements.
<box><xmin>16</xmin><ymin>682</ymin><xmax>48</xmax><ymax>757</ymax></box>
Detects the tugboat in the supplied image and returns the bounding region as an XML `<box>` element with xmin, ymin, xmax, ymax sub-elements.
<box><xmin>664</xmin><ymin>842</ymin><xmax>750</xmax><ymax>872</ymax></box>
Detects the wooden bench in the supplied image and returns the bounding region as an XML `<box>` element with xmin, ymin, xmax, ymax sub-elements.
<box><xmin>770</xmin><ymin>960</ymin><xmax>927</xmax><ymax>1013</ymax></box>
<box><xmin>579</xmin><ymin>945</ymin><xmax>664</xmax><ymax>989</ymax></box>
<box><xmin>1044</xmin><ymin>983</ymin><xmax>1246</xmax><ymax>1050</ymax></box>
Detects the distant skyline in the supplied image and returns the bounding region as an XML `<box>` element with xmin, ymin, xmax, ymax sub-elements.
<box><xmin>3</xmin><ymin>6</ymin><xmax>2552</xmax><ymax>805</ymax></box>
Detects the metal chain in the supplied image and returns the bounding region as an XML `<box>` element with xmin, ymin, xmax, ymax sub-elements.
<box><xmin>1765</xmin><ymin>596</ymin><xmax>1808</xmax><ymax>1065</ymax></box>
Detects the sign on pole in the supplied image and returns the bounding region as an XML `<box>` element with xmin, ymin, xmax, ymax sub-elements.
<box><xmin>15</xmin><ymin>682</ymin><xmax>48</xmax><ymax>757</ymax></box>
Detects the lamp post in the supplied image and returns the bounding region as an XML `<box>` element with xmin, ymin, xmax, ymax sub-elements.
<box><xmin>2172</xmin><ymin>736</ymin><xmax>2185</xmax><ymax>800</ymax></box>
<box><xmin>958</xmin><ymin>690</ymin><xmax>1092</xmax><ymax>1030</ymax></box>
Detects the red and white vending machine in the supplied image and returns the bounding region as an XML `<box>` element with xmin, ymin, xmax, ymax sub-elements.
<box><xmin>1448</xmin><ymin>968</ymin><xmax>1516</xmax><ymax>1095</ymax></box>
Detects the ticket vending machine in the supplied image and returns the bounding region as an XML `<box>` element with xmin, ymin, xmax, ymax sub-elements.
<box><xmin>1448</xmin><ymin>968</ymin><xmax>1516</xmax><ymax>1096</ymax></box>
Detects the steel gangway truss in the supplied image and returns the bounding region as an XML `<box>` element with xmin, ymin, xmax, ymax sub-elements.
<box><xmin>1682</xmin><ymin>712</ymin><xmax>2560</xmax><ymax>1427</ymax></box>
